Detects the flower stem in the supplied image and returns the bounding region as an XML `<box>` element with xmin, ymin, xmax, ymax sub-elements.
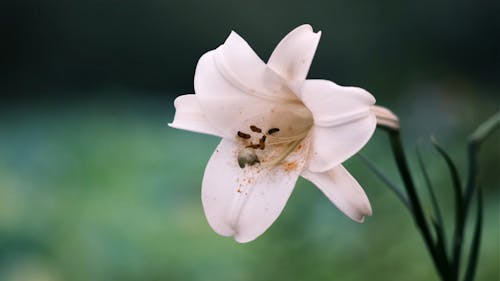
<box><xmin>384</xmin><ymin>129</ymin><xmax>450</xmax><ymax>279</ymax></box>
<box><xmin>375</xmin><ymin>111</ymin><xmax>498</xmax><ymax>281</ymax></box>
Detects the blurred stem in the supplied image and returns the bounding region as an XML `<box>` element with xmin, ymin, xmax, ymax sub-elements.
<box><xmin>431</xmin><ymin>139</ymin><xmax>464</xmax><ymax>279</ymax></box>
<box><xmin>416</xmin><ymin>145</ymin><xmax>448</xmax><ymax>260</ymax></box>
<box><xmin>465</xmin><ymin>111</ymin><xmax>499</xmax><ymax>209</ymax></box>
<box><xmin>463</xmin><ymin>188</ymin><xmax>482</xmax><ymax>281</ymax></box>
<box><xmin>374</xmin><ymin>111</ymin><xmax>497</xmax><ymax>281</ymax></box>
<box><xmin>461</xmin><ymin>111</ymin><xmax>498</xmax><ymax>280</ymax></box>
<box><xmin>416</xmin><ymin>144</ymin><xmax>445</xmax><ymax>232</ymax></box>
<box><xmin>382</xmin><ymin>128</ymin><xmax>449</xmax><ymax>279</ymax></box>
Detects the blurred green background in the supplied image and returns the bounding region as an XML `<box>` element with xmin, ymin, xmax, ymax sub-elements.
<box><xmin>0</xmin><ymin>0</ymin><xmax>498</xmax><ymax>280</ymax></box>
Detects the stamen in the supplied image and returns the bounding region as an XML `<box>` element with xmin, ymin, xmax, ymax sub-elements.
<box><xmin>266</xmin><ymin>131</ymin><xmax>309</xmax><ymax>145</ymax></box>
<box><xmin>237</xmin><ymin>131</ymin><xmax>251</xmax><ymax>139</ymax></box>
<box><xmin>237</xmin><ymin>121</ymin><xmax>311</xmax><ymax>169</ymax></box>
<box><xmin>259</xmin><ymin>135</ymin><xmax>266</xmax><ymax>149</ymax></box>
<box><xmin>250</xmin><ymin>125</ymin><xmax>262</xmax><ymax>133</ymax></box>
<box><xmin>264</xmin><ymin>139</ymin><xmax>302</xmax><ymax>168</ymax></box>
<box><xmin>267</xmin><ymin>128</ymin><xmax>280</xmax><ymax>134</ymax></box>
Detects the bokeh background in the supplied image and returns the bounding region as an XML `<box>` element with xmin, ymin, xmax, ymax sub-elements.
<box><xmin>0</xmin><ymin>0</ymin><xmax>498</xmax><ymax>280</ymax></box>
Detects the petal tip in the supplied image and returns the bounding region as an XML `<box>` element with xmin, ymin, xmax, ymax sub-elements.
<box><xmin>299</xmin><ymin>24</ymin><xmax>322</xmax><ymax>37</ymax></box>
<box><xmin>225</xmin><ymin>30</ymin><xmax>245</xmax><ymax>45</ymax></box>
<box><xmin>354</xmin><ymin>204</ymin><xmax>373</xmax><ymax>223</ymax></box>
<box><xmin>234</xmin><ymin>233</ymin><xmax>255</xmax><ymax>244</ymax></box>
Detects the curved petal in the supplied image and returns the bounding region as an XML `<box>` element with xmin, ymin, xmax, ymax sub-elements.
<box><xmin>300</xmin><ymin>79</ymin><xmax>375</xmax><ymax>126</ymax></box>
<box><xmin>301</xmin><ymin>165</ymin><xmax>372</xmax><ymax>222</ymax></box>
<box><xmin>202</xmin><ymin>138</ymin><xmax>309</xmax><ymax>243</ymax></box>
<box><xmin>214</xmin><ymin>31</ymin><xmax>295</xmax><ymax>101</ymax></box>
<box><xmin>307</xmin><ymin>115</ymin><xmax>376</xmax><ymax>172</ymax></box>
<box><xmin>268</xmin><ymin>24</ymin><xmax>322</xmax><ymax>81</ymax></box>
<box><xmin>195</xmin><ymin>50</ymin><xmax>302</xmax><ymax>139</ymax></box>
<box><xmin>168</xmin><ymin>94</ymin><xmax>222</xmax><ymax>137</ymax></box>
<box><xmin>300</xmin><ymin>79</ymin><xmax>377</xmax><ymax>172</ymax></box>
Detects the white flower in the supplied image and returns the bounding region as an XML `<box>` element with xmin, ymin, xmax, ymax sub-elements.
<box><xmin>170</xmin><ymin>24</ymin><xmax>394</xmax><ymax>243</ymax></box>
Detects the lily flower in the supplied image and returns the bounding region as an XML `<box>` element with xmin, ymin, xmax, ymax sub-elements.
<box><xmin>170</xmin><ymin>24</ymin><xmax>398</xmax><ymax>243</ymax></box>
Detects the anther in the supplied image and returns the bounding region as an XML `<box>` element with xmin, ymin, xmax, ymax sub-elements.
<box><xmin>237</xmin><ymin>131</ymin><xmax>251</xmax><ymax>139</ymax></box>
<box><xmin>267</xmin><ymin>128</ymin><xmax>280</xmax><ymax>135</ymax></box>
<box><xmin>259</xmin><ymin>135</ymin><xmax>266</xmax><ymax>150</ymax></box>
<box><xmin>250</xmin><ymin>125</ymin><xmax>262</xmax><ymax>133</ymax></box>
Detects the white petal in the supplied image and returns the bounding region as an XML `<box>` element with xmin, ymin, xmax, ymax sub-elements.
<box><xmin>202</xmin><ymin>138</ymin><xmax>308</xmax><ymax>243</ymax></box>
<box><xmin>300</xmin><ymin>79</ymin><xmax>375</xmax><ymax>126</ymax></box>
<box><xmin>212</xmin><ymin>31</ymin><xmax>295</xmax><ymax>101</ymax></box>
<box><xmin>301</xmin><ymin>165</ymin><xmax>372</xmax><ymax>222</ymax></box>
<box><xmin>194</xmin><ymin>49</ymin><xmax>303</xmax><ymax>139</ymax></box>
<box><xmin>168</xmin><ymin>94</ymin><xmax>222</xmax><ymax>137</ymax></box>
<box><xmin>300</xmin><ymin>79</ymin><xmax>377</xmax><ymax>172</ymax></box>
<box><xmin>268</xmin><ymin>24</ymin><xmax>322</xmax><ymax>81</ymax></box>
<box><xmin>194</xmin><ymin>51</ymin><xmax>274</xmax><ymax>138</ymax></box>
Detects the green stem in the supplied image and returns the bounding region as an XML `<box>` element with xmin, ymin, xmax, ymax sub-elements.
<box><xmin>384</xmin><ymin>128</ymin><xmax>450</xmax><ymax>279</ymax></box>
<box><xmin>375</xmin><ymin>111</ymin><xmax>497</xmax><ymax>281</ymax></box>
<box><xmin>431</xmin><ymin>140</ymin><xmax>465</xmax><ymax>279</ymax></box>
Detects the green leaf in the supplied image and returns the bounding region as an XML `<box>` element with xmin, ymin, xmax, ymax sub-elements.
<box><xmin>468</xmin><ymin>111</ymin><xmax>500</xmax><ymax>145</ymax></box>
<box><xmin>416</xmin><ymin>144</ymin><xmax>445</xmax><ymax>241</ymax></box>
<box><xmin>465</xmin><ymin>111</ymin><xmax>500</xmax><ymax>210</ymax></box>
<box><xmin>357</xmin><ymin>154</ymin><xmax>410</xmax><ymax>209</ymax></box>
<box><xmin>431</xmin><ymin>137</ymin><xmax>465</xmax><ymax>276</ymax></box>
<box><xmin>431</xmin><ymin>218</ymin><xmax>451</xmax><ymax>276</ymax></box>
<box><xmin>463</xmin><ymin>188</ymin><xmax>483</xmax><ymax>281</ymax></box>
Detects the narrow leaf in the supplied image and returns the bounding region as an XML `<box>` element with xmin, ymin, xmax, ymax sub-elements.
<box><xmin>357</xmin><ymin>154</ymin><xmax>410</xmax><ymax>209</ymax></box>
<box><xmin>387</xmin><ymin>130</ymin><xmax>442</xmax><ymax>278</ymax></box>
<box><xmin>416</xmin><ymin>144</ymin><xmax>445</xmax><ymax>239</ymax></box>
<box><xmin>463</xmin><ymin>188</ymin><xmax>483</xmax><ymax>281</ymax></box>
<box><xmin>465</xmin><ymin>111</ymin><xmax>499</xmax><ymax>210</ymax></box>
<box><xmin>431</xmin><ymin>218</ymin><xmax>451</xmax><ymax>276</ymax></box>
<box><xmin>468</xmin><ymin>111</ymin><xmax>500</xmax><ymax>145</ymax></box>
<box><xmin>431</xmin><ymin>137</ymin><xmax>466</xmax><ymax>275</ymax></box>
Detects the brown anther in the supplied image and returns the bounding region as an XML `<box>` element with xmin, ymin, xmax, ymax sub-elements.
<box><xmin>250</xmin><ymin>125</ymin><xmax>262</xmax><ymax>133</ymax></box>
<box><xmin>237</xmin><ymin>131</ymin><xmax>251</xmax><ymax>139</ymax></box>
<box><xmin>267</xmin><ymin>128</ymin><xmax>280</xmax><ymax>134</ymax></box>
<box><xmin>258</xmin><ymin>135</ymin><xmax>266</xmax><ymax>150</ymax></box>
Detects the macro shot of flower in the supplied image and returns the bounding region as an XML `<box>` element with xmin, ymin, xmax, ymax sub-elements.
<box><xmin>1</xmin><ymin>1</ymin><xmax>498</xmax><ymax>281</ymax></box>
<box><xmin>170</xmin><ymin>25</ymin><xmax>389</xmax><ymax>242</ymax></box>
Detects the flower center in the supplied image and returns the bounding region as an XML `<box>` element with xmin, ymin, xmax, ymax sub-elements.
<box><xmin>236</xmin><ymin>105</ymin><xmax>313</xmax><ymax>169</ymax></box>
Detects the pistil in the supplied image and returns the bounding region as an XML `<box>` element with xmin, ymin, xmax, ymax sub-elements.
<box><xmin>236</xmin><ymin>123</ymin><xmax>311</xmax><ymax>169</ymax></box>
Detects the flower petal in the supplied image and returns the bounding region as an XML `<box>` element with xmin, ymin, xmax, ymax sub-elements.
<box><xmin>267</xmin><ymin>24</ymin><xmax>321</xmax><ymax>81</ymax></box>
<box><xmin>300</xmin><ymin>79</ymin><xmax>375</xmax><ymax>126</ymax></box>
<box><xmin>212</xmin><ymin>31</ymin><xmax>295</xmax><ymax>101</ymax></box>
<box><xmin>301</xmin><ymin>165</ymin><xmax>372</xmax><ymax>222</ymax></box>
<box><xmin>300</xmin><ymin>79</ymin><xmax>377</xmax><ymax>172</ymax></box>
<box><xmin>202</xmin><ymin>138</ymin><xmax>308</xmax><ymax>243</ymax></box>
<box><xmin>168</xmin><ymin>94</ymin><xmax>222</xmax><ymax>137</ymax></box>
<box><xmin>194</xmin><ymin>50</ymin><xmax>274</xmax><ymax>138</ymax></box>
<box><xmin>194</xmin><ymin>48</ymin><xmax>302</xmax><ymax>139</ymax></box>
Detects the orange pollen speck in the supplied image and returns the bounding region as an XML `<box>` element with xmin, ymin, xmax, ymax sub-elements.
<box><xmin>283</xmin><ymin>161</ymin><xmax>299</xmax><ymax>173</ymax></box>
<box><xmin>295</xmin><ymin>143</ymin><xmax>303</xmax><ymax>151</ymax></box>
